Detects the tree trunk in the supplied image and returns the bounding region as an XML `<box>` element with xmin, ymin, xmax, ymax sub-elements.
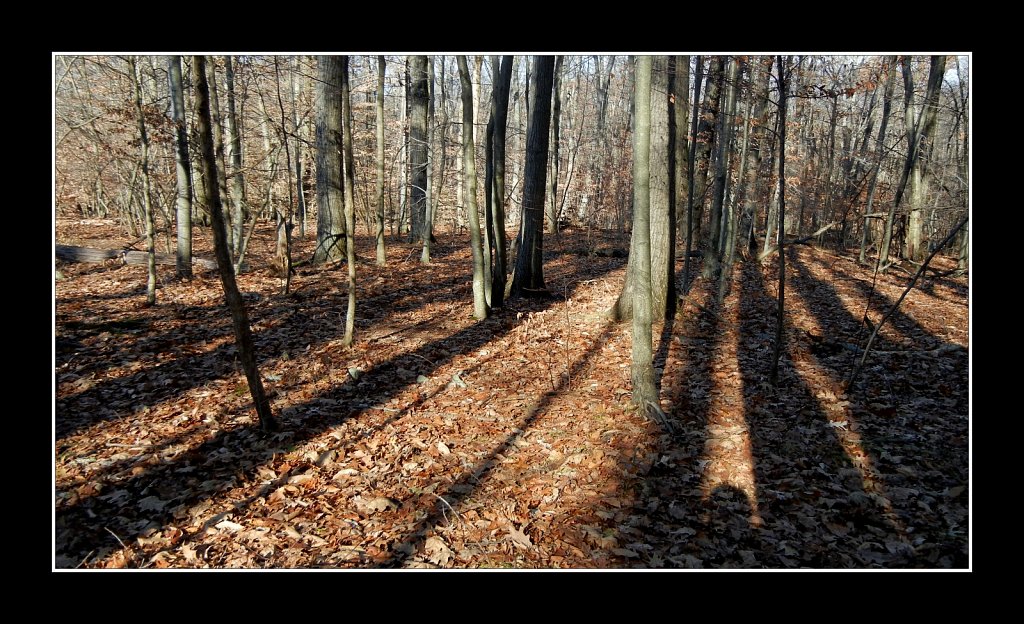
<box><xmin>510</xmin><ymin>56</ymin><xmax>555</xmax><ymax>299</ymax></box>
<box><xmin>546</xmin><ymin>56</ymin><xmax>564</xmax><ymax>235</ymax></box>
<box><xmin>168</xmin><ymin>55</ymin><xmax>193</xmax><ymax>279</ymax></box>
<box><xmin>488</xmin><ymin>56</ymin><xmax>514</xmax><ymax>309</ymax></box>
<box><xmin>692</xmin><ymin>56</ymin><xmax>724</xmax><ymax>244</ymax></box>
<box><xmin>629</xmin><ymin>56</ymin><xmax>657</xmax><ymax>409</ymax></box>
<box><xmin>409</xmin><ymin>56</ymin><xmax>429</xmax><ymax>247</ymax></box>
<box><xmin>291</xmin><ymin>57</ymin><xmax>307</xmax><ymax>239</ymax></box>
<box><xmin>674</xmin><ymin>55</ymin><xmax>690</xmax><ymax>246</ymax></box>
<box><xmin>192</xmin><ymin>55</ymin><xmax>278</xmax><ymax>433</ymax></box>
<box><xmin>770</xmin><ymin>55</ymin><xmax>788</xmax><ymax>387</ymax></box>
<box><xmin>423</xmin><ymin>56</ymin><xmax>435</xmax><ymax>263</ymax></box>
<box><xmin>129</xmin><ymin>57</ymin><xmax>157</xmax><ymax>306</ymax></box>
<box><xmin>313</xmin><ymin>55</ymin><xmax>347</xmax><ymax>264</ymax></box>
<box><xmin>650</xmin><ymin>56</ymin><xmax>676</xmax><ymax>319</ymax></box>
<box><xmin>458</xmin><ymin>56</ymin><xmax>489</xmax><ymax>320</ymax></box>
<box><xmin>906</xmin><ymin>55</ymin><xmax>947</xmax><ymax>261</ymax></box>
<box><xmin>376</xmin><ymin>56</ymin><xmax>387</xmax><ymax>266</ymax></box>
<box><xmin>703</xmin><ymin>56</ymin><xmax>738</xmax><ymax>280</ymax></box>
<box><xmin>224</xmin><ymin>57</ymin><xmax>246</xmax><ymax>264</ymax></box>
<box><xmin>683</xmin><ymin>55</ymin><xmax>704</xmax><ymax>293</ymax></box>
<box><xmin>859</xmin><ymin>56</ymin><xmax>898</xmax><ymax>264</ymax></box>
<box><xmin>206</xmin><ymin>59</ymin><xmax>232</xmax><ymax>253</ymax></box>
<box><xmin>340</xmin><ymin>57</ymin><xmax>358</xmax><ymax>346</ymax></box>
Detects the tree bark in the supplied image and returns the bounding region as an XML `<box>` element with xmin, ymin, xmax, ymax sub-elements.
<box><xmin>458</xmin><ymin>56</ymin><xmax>489</xmax><ymax>320</ymax></box>
<box><xmin>859</xmin><ymin>56</ymin><xmax>898</xmax><ymax>264</ymax></box>
<box><xmin>340</xmin><ymin>57</ymin><xmax>358</xmax><ymax>346</ymax></box>
<box><xmin>703</xmin><ymin>56</ymin><xmax>738</xmax><ymax>280</ymax></box>
<box><xmin>224</xmin><ymin>56</ymin><xmax>246</xmax><ymax>263</ymax></box>
<box><xmin>129</xmin><ymin>57</ymin><xmax>157</xmax><ymax>306</ymax></box>
<box><xmin>192</xmin><ymin>55</ymin><xmax>278</xmax><ymax>433</ymax></box>
<box><xmin>313</xmin><ymin>55</ymin><xmax>346</xmax><ymax>264</ymax></box>
<box><xmin>629</xmin><ymin>56</ymin><xmax>657</xmax><ymax>410</ymax></box>
<box><xmin>488</xmin><ymin>56</ymin><xmax>514</xmax><ymax>309</ymax></box>
<box><xmin>770</xmin><ymin>55</ymin><xmax>789</xmax><ymax>387</ymax></box>
<box><xmin>409</xmin><ymin>56</ymin><xmax>429</xmax><ymax>247</ymax></box>
<box><xmin>683</xmin><ymin>55</ymin><xmax>704</xmax><ymax>293</ymax></box>
<box><xmin>546</xmin><ymin>56</ymin><xmax>564</xmax><ymax>235</ymax></box>
<box><xmin>376</xmin><ymin>56</ymin><xmax>387</xmax><ymax>266</ymax></box>
<box><xmin>510</xmin><ymin>56</ymin><xmax>555</xmax><ymax>299</ymax></box>
<box><xmin>168</xmin><ymin>55</ymin><xmax>193</xmax><ymax>279</ymax></box>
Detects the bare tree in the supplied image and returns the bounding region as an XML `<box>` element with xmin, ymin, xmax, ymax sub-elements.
<box><xmin>458</xmin><ymin>56</ymin><xmax>489</xmax><ymax>320</ymax></box>
<box><xmin>192</xmin><ymin>55</ymin><xmax>278</xmax><ymax>433</ymax></box>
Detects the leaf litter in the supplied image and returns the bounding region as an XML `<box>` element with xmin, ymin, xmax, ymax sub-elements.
<box><xmin>55</xmin><ymin>219</ymin><xmax>969</xmax><ymax>569</ymax></box>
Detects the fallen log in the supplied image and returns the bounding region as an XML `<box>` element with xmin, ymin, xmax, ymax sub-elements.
<box><xmin>55</xmin><ymin>244</ymin><xmax>226</xmax><ymax>271</ymax></box>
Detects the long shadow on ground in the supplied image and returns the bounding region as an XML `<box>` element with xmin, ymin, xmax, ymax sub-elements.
<box><xmin>55</xmin><ymin>252</ymin><xmax>626</xmax><ymax>567</ymax></box>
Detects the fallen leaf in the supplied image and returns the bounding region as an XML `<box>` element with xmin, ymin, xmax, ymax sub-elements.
<box><xmin>216</xmin><ymin>520</ymin><xmax>244</xmax><ymax>533</ymax></box>
<box><xmin>424</xmin><ymin>536</ymin><xmax>454</xmax><ymax>566</ymax></box>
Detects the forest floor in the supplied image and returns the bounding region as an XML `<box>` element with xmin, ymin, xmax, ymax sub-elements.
<box><xmin>54</xmin><ymin>218</ymin><xmax>970</xmax><ymax>569</ymax></box>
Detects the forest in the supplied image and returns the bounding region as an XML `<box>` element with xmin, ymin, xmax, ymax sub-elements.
<box><xmin>53</xmin><ymin>53</ymin><xmax>970</xmax><ymax>569</ymax></box>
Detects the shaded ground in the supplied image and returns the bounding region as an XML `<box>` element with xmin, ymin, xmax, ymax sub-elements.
<box><xmin>53</xmin><ymin>219</ymin><xmax>969</xmax><ymax>569</ymax></box>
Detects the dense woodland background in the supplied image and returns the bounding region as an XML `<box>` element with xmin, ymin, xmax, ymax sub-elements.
<box><xmin>53</xmin><ymin>54</ymin><xmax>970</xmax><ymax>569</ymax></box>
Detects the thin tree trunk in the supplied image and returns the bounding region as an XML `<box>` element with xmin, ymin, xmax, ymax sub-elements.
<box><xmin>193</xmin><ymin>55</ymin><xmax>278</xmax><ymax>433</ymax></box>
<box><xmin>546</xmin><ymin>56</ymin><xmax>564</xmax><ymax>235</ymax></box>
<box><xmin>703</xmin><ymin>56</ymin><xmax>737</xmax><ymax>280</ymax></box>
<box><xmin>488</xmin><ymin>55</ymin><xmax>514</xmax><ymax>309</ymax></box>
<box><xmin>168</xmin><ymin>55</ymin><xmax>193</xmax><ymax>279</ymax></box>
<box><xmin>458</xmin><ymin>56</ymin><xmax>489</xmax><ymax>320</ymax></box>
<box><xmin>770</xmin><ymin>55</ymin><xmax>788</xmax><ymax>387</ymax></box>
<box><xmin>409</xmin><ymin>56</ymin><xmax>429</xmax><ymax>248</ymax></box>
<box><xmin>860</xmin><ymin>56</ymin><xmax>898</xmax><ymax>264</ymax></box>
<box><xmin>224</xmin><ymin>56</ymin><xmax>246</xmax><ymax>264</ymax></box>
<box><xmin>130</xmin><ymin>57</ymin><xmax>157</xmax><ymax>306</ymax></box>
<box><xmin>423</xmin><ymin>56</ymin><xmax>435</xmax><ymax>263</ymax></box>
<box><xmin>376</xmin><ymin>55</ymin><xmax>387</xmax><ymax>265</ymax></box>
<box><xmin>683</xmin><ymin>55</ymin><xmax>703</xmax><ymax>293</ymax></box>
<box><xmin>291</xmin><ymin>56</ymin><xmax>307</xmax><ymax>239</ymax></box>
<box><xmin>340</xmin><ymin>57</ymin><xmax>358</xmax><ymax>346</ymax></box>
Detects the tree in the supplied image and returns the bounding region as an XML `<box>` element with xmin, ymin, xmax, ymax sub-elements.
<box><xmin>128</xmin><ymin>56</ymin><xmax>157</xmax><ymax>306</ymax></box>
<box><xmin>682</xmin><ymin>55</ymin><xmax>704</xmax><ymax>293</ymax></box>
<box><xmin>628</xmin><ymin>56</ymin><xmax>657</xmax><ymax>414</ymax></box>
<box><xmin>375</xmin><ymin>55</ymin><xmax>387</xmax><ymax>266</ymax></box>
<box><xmin>609</xmin><ymin>56</ymin><xmax>676</xmax><ymax>322</ymax></box>
<box><xmin>859</xmin><ymin>56</ymin><xmax>898</xmax><ymax>264</ymax></box>
<box><xmin>510</xmin><ymin>56</ymin><xmax>555</xmax><ymax>299</ymax></box>
<box><xmin>770</xmin><ymin>55</ymin><xmax>789</xmax><ymax>387</ymax></box>
<box><xmin>313</xmin><ymin>55</ymin><xmax>346</xmax><ymax>265</ymax></box>
<box><xmin>224</xmin><ymin>56</ymin><xmax>247</xmax><ymax>263</ymax></box>
<box><xmin>457</xmin><ymin>56</ymin><xmax>489</xmax><ymax>320</ymax></box>
<box><xmin>408</xmin><ymin>55</ymin><xmax>429</xmax><ymax>249</ymax></box>
<box><xmin>486</xmin><ymin>55</ymin><xmax>514</xmax><ymax>309</ymax></box>
<box><xmin>905</xmin><ymin>55</ymin><xmax>947</xmax><ymax>261</ymax></box>
<box><xmin>340</xmin><ymin>56</ymin><xmax>358</xmax><ymax>346</ymax></box>
<box><xmin>192</xmin><ymin>55</ymin><xmax>278</xmax><ymax>433</ymax></box>
<box><xmin>168</xmin><ymin>55</ymin><xmax>193</xmax><ymax>279</ymax></box>
<box><xmin>703</xmin><ymin>56</ymin><xmax>738</xmax><ymax>280</ymax></box>
<box><xmin>546</xmin><ymin>56</ymin><xmax>564</xmax><ymax>234</ymax></box>
<box><xmin>879</xmin><ymin>55</ymin><xmax>947</xmax><ymax>266</ymax></box>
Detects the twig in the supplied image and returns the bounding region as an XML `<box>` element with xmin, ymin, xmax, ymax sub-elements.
<box><xmin>105</xmin><ymin>526</ymin><xmax>129</xmax><ymax>551</ymax></box>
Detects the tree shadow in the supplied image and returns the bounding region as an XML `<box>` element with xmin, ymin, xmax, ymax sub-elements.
<box><xmin>55</xmin><ymin>260</ymin><xmax>478</xmax><ymax>441</ymax></box>
<box><xmin>737</xmin><ymin>258</ymin><xmax>910</xmax><ymax>567</ymax></box>
<box><xmin>786</xmin><ymin>250</ymin><xmax>969</xmax><ymax>567</ymax></box>
<box><xmin>54</xmin><ymin>253</ymin><xmax>626</xmax><ymax>567</ymax></box>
